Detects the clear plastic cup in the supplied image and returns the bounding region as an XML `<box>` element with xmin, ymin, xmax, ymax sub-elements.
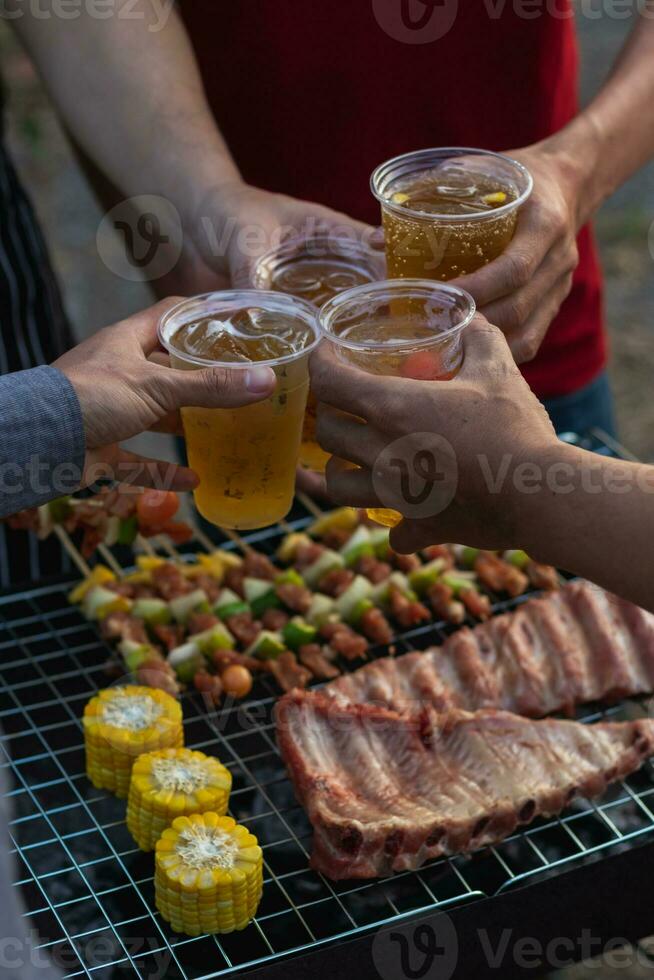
<box><xmin>371</xmin><ymin>147</ymin><xmax>533</xmax><ymax>282</ymax></box>
<box><xmin>252</xmin><ymin>234</ymin><xmax>385</xmax><ymax>472</ymax></box>
<box><xmin>158</xmin><ymin>291</ymin><xmax>319</xmax><ymax>530</ymax></box>
<box><xmin>318</xmin><ymin>279</ymin><xmax>476</xmax><ymax>527</ymax></box>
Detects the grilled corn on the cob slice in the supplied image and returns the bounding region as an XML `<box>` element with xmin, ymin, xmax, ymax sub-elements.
<box><xmin>84</xmin><ymin>686</ymin><xmax>183</xmax><ymax>798</ymax></box>
<box><xmin>127</xmin><ymin>748</ymin><xmax>232</xmax><ymax>851</ymax></box>
<box><xmin>155</xmin><ymin>813</ymin><xmax>263</xmax><ymax>935</ymax></box>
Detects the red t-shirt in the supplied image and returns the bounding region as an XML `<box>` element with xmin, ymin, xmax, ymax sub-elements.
<box><xmin>181</xmin><ymin>0</ymin><xmax>605</xmax><ymax>398</ymax></box>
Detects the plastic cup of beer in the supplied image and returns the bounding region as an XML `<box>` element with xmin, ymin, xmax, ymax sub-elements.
<box><xmin>371</xmin><ymin>147</ymin><xmax>533</xmax><ymax>282</ymax></box>
<box><xmin>252</xmin><ymin>234</ymin><xmax>385</xmax><ymax>472</ymax></box>
<box><xmin>318</xmin><ymin>279</ymin><xmax>475</xmax><ymax>527</ymax></box>
<box><xmin>158</xmin><ymin>291</ymin><xmax>319</xmax><ymax>530</ymax></box>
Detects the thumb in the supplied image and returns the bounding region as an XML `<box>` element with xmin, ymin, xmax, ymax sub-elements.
<box><xmin>152</xmin><ymin>362</ymin><xmax>277</xmax><ymax>410</ymax></box>
<box><xmin>459</xmin><ymin>314</ymin><xmax>512</xmax><ymax>377</ymax></box>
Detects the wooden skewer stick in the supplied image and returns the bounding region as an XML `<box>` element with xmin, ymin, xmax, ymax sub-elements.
<box><xmin>296</xmin><ymin>492</ymin><xmax>323</xmax><ymax>519</ymax></box>
<box><xmin>155</xmin><ymin>536</ymin><xmax>181</xmax><ymax>561</ymax></box>
<box><xmin>97</xmin><ymin>543</ymin><xmax>124</xmax><ymax>578</ymax></box>
<box><xmin>135</xmin><ymin>534</ymin><xmax>156</xmax><ymax>556</ymax></box>
<box><xmin>220</xmin><ymin>526</ymin><xmax>254</xmax><ymax>555</ymax></box>
<box><xmin>189</xmin><ymin>522</ymin><xmax>216</xmax><ymax>554</ymax></box>
<box><xmin>53</xmin><ymin>525</ymin><xmax>91</xmax><ymax>577</ymax></box>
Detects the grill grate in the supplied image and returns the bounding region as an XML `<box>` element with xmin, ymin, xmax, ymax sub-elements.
<box><xmin>2</xmin><ymin>429</ymin><xmax>654</xmax><ymax>979</ymax></box>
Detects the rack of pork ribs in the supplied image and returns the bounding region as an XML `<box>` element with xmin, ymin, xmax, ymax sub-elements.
<box><xmin>275</xmin><ymin>579</ymin><xmax>654</xmax><ymax>879</ymax></box>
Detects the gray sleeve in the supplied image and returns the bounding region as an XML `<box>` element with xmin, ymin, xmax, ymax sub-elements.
<box><xmin>0</xmin><ymin>757</ymin><xmax>62</xmax><ymax>979</ymax></box>
<box><xmin>0</xmin><ymin>366</ymin><xmax>85</xmax><ymax>518</ymax></box>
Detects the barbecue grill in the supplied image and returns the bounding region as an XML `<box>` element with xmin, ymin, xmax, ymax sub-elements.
<box><xmin>2</xmin><ymin>429</ymin><xmax>653</xmax><ymax>980</ymax></box>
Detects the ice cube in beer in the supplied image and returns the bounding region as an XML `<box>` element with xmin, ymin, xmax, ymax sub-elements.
<box><xmin>170</xmin><ymin>306</ymin><xmax>313</xmax><ymax>364</ymax></box>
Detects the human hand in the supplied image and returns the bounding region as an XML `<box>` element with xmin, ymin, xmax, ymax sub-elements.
<box><xmin>179</xmin><ymin>181</ymin><xmax>379</xmax><ymax>507</ymax></box>
<box><xmin>310</xmin><ymin>315</ymin><xmax>558</xmax><ymax>553</ymax></box>
<box><xmin>167</xmin><ymin>181</ymin><xmax>380</xmax><ymax>294</ymax></box>
<box><xmin>454</xmin><ymin>141</ymin><xmax>587</xmax><ymax>364</ymax></box>
<box><xmin>54</xmin><ymin>298</ymin><xmax>275</xmax><ymax>490</ymax></box>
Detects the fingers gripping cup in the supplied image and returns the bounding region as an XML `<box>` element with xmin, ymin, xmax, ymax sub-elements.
<box><xmin>158</xmin><ymin>292</ymin><xmax>319</xmax><ymax>530</ymax></box>
<box><xmin>252</xmin><ymin>235</ymin><xmax>385</xmax><ymax>472</ymax></box>
<box><xmin>318</xmin><ymin>280</ymin><xmax>475</xmax><ymax>527</ymax></box>
<box><xmin>371</xmin><ymin>148</ymin><xmax>532</xmax><ymax>282</ymax></box>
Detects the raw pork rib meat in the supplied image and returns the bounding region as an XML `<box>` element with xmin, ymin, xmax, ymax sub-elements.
<box><xmin>326</xmin><ymin>580</ymin><xmax>654</xmax><ymax>717</ymax></box>
<box><xmin>276</xmin><ymin>689</ymin><xmax>654</xmax><ymax>879</ymax></box>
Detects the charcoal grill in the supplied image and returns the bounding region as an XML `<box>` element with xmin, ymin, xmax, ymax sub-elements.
<box><xmin>2</xmin><ymin>428</ymin><xmax>653</xmax><ymax>980</ymax></box>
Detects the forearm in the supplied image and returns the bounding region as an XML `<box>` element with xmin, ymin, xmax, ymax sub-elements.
<box><xmin>0</xmin><ymin>367</ymin><xmax>85</xmax><ymax>517</ymax></box>
<box><xmin>9</xmin><ymin>1</ymin><xmax>240</xmax><ymax>226</ymax></box>
<box><xmin>544</xmin><ymin>9</ymin><xmax>654</xmax><ymax>225</ymax></box>
<box><xmin>517</xmin><ymin>444</ymin><xmax>654</xmax><ymax>611</ymax></box>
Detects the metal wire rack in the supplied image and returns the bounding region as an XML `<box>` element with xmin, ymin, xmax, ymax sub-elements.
<box><xmin>2</xmin><ymin>429</ymin><xmax>654</xmax><ymax>979</ymax></box>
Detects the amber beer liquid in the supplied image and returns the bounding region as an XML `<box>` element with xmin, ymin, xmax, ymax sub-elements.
<box><xmin>371</xmin><ymin>148</ymin><xmax>533</xmax><ymax>282</ymax></box>
<box><xmin>158</xmin><ymin>292</ymin><xmax>319</xmax><ymax>530</ymax></box>
<box><xmin>318</xmin><ymin>280</ymin><xmax>475</xmax><ymax>527</ymax></box>
<box><xmin>252</xmin><ymin>236</ymin><xmax>385</xmax><ymax>471</ymax></box>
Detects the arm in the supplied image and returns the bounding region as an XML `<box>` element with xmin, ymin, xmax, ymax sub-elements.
<box><xmin>459</xmin><ymin>11</ymin><xmax>654</xmax><ymax>363</ymax></box>
<box><xmin>310</xmin><ymin>318</ymin><xmax>654</xmax><ymax>611</ymax></box>
<box><xmin>0</xmin><ymin>365</ymin><xmax>84</xmax><ymax>517</ymax></box>
<box><xmin>0</xmin><ymin>298</ymin><xmax>275</xmax><ymax>516</ymax></box>
<box><xmin>518</xmin><ymin>442</ymin><xmax>654</xmax><ymax>611</ymax></box>
<box><xmin>8</xmin><ymin>0</ymin><xmax>237</xmax><ymax>255</ymax></box>
<box><xmin>562</xmin><ymin>10</ymin><xmax>654</xmax><ymax>224</ymax></box>
<box><xmin>9</xmin><ymin>1</ymin><xmax>373</xmax><ymax>290</ymax></box>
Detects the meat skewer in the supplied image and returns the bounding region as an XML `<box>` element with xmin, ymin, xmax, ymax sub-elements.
<box><xmin>503</xmin><ymin>549</ymin><xmax>561</xmax><ymax>591</ymax></box>
<box><xmin>456</xmin><ymin>546</ymin><xmax>529</xmax><ymax>597</ymax></box>
<box><xmin>279</xmin><ymin>529</ymin><xmax>428</xmax><ymax>634</ymax></box>
<box><xmin>73</xmin><ymin>550</ymin><xmax>354</xmax><ymax>697</ymax></box>
<box><xmin>3</xmin><ymin>487</ymin><xmax>193</xmax><ymax>558</ymax></box>
<box><xmin>297</xmin><ymin>518</ymin><xmax>528</xmax><ymax>625</ymax></box>
<box><xmin>303</xmin><ymin>511</ymin><xmax>560</xmax><ymax>612</ymax></box>
<box><xmin>71</xmin><ymin>501</ymin><xmax>561</xmax><ymax>703</ymax></box>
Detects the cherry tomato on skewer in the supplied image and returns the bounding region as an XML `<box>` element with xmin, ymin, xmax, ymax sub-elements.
<box><xmin>136</xmin><ymin>490</ymin><xmax>180</xmax><ymax>528</ymax></box>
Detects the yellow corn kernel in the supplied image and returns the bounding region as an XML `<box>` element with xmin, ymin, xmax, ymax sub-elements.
<box><xmin>155</xmin><ymin>813</ymin><xmax>263</xmax><ymax>935</ymax></box>
<box><xmin>127</xmin><ymin>748</ymin><xmax>232</xmax><ymax>851</ymax></box>
<box><xmin>68</xmin><ymin>565</ymin><xmax>116</xmax><ymax>604</ymax></box>
<box><xmin>84</xmin><ymin>686</ymin><xmax>183</xmax><ymax>799</ymax></box>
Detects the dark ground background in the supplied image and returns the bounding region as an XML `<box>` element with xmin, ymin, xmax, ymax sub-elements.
<box><xmin>0</xmin><ymin>13</ymin><xmax>653</xmax><ymax>460</ymax></box>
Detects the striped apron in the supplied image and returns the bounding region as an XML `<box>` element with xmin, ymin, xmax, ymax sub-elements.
<box><xmin>0</xmin><ymin>132</ymin><xmax>75</xmax><ymax>588</ymax></box>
